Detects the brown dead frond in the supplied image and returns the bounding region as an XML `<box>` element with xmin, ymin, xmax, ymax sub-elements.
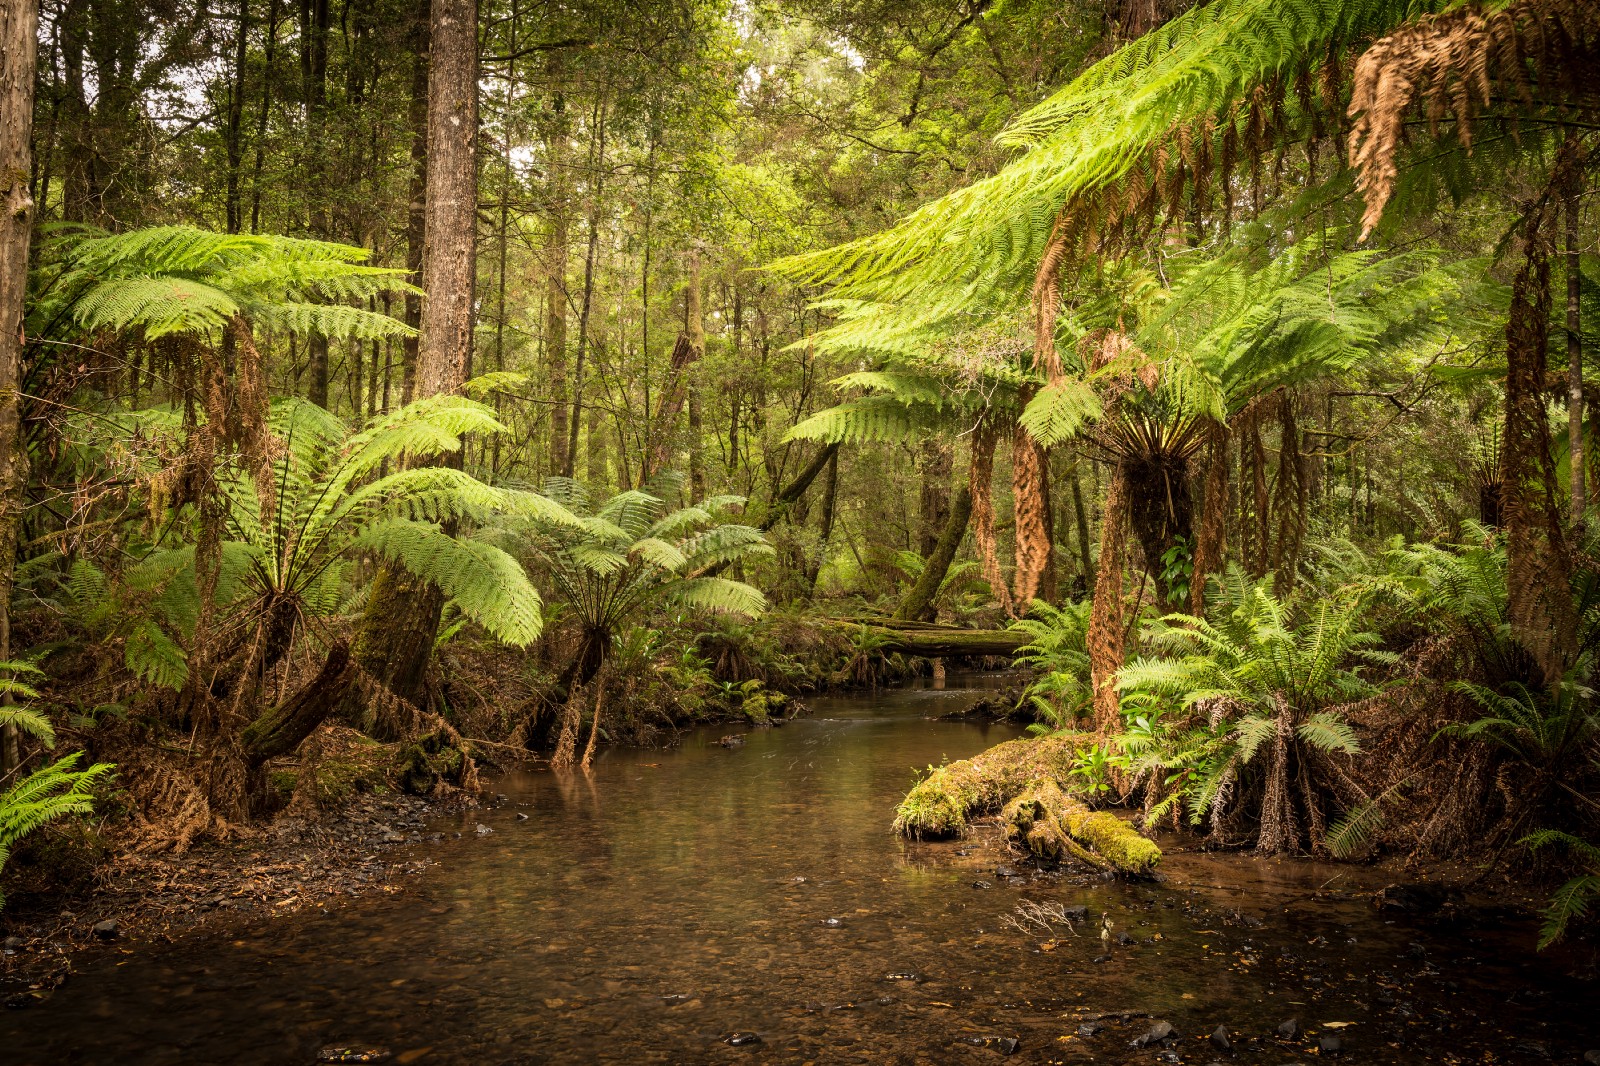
<box><xmin>1348</xmin><ymin>0</ymin><xmax>1600</xmax><ymax>237</ymax></box>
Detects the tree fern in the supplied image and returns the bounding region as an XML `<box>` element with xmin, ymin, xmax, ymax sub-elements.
<box><xmin>0</xmin><ymin>753</ymin><xmax>115</xmax><ymax>908</ymax></box>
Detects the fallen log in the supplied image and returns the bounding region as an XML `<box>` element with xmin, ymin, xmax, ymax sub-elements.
<box><xmin>832</xmin><ymin>621</ymin><xmax>1028</xmax><ymax>660</ymax></box>
<box><xmin>893</xmin><ymin>734</ymin><xmax>1160</xmax><ymax>874</ymax></box>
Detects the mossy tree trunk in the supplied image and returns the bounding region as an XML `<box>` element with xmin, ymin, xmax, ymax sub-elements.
<box><xmin>347</xmin><ymin>0</ymin><xmax>476</xmax><ymax>721</ymax></box>
<box><xmin>897</xmin><ymin>486</ymin><xmax>972</xmax><ymax>622</ymax></box>
<box><xmin>0</xmin><ymin>0</ymin><xmax>38</xmax><ymax>776</ymax></box>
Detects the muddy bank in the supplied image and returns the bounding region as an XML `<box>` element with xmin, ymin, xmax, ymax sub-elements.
<box><xmin>0</xmin><ymin>789</ymin><xmax>489</xmax><ymax>1005</ymax></box>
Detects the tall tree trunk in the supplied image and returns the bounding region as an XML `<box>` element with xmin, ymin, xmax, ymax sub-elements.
<box><xmin>564</xmin><ymin>96</ymin><xmax>605</xmax><ymax>478</ymax></box>
<box><xmin>917</xmin><ymin>439</ymin><xmax>952</xmax><ymax>559</ymax></box>
<box><xmin>897</xmin><ymin>487</ymin><xmax>972</xmax><ymax>622</ymax></box>
<box><xmin>1567</xmin><ymin>169</ymin><xmax>1585</xmax><ymax>528</ymax></box>
<box><xmin>685</xmin><ymin>250</ymin><xmax>706</xmax><ymax>501</ymax></box>
<box><xmin>544</xmin><ymin>84</ymin><xmax>571</xmax><ymax>477</ymax></box>
<box><xmin>805</xmin><ymin>449</ymin><xmax>839</xmax><ymax>593</ymax></box>
<box><xmin>224</xmin><ymin>0</ymin><xmax>249</xmax><ymax>234</ymax></box>
<box><xmin>347</xmin><ymin>0</ymin><xmax>476</xmax><ymax>721</ymax></box>
<box><xmin>0</xmin><ymin>0</ymin><xmax>39</xmax><ymax>776</ymax></box>
<box><xmin>300</xmin><ymin>0</ymin><xmax>331</xmax><ymax>407</ymax></box>
<box><xmin>248</xmin><ymin>0</ymin><xmax>280</xmax><ymax>232</ymax></box>
<box><xmin>400</xmin><ymin>0</ymin><xmax>428</xmax><ymax>403</ymax></box>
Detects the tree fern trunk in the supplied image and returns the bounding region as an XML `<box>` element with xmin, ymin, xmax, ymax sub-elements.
<box><xmin>1088</xmin><ymin>466</ymin><xmax>1128</xmax><ymax>734</ymax></box>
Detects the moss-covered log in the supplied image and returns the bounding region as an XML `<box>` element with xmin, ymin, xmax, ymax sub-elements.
<box><xmin>1002</xmin><ymin>778</ymin><xmax>1161</xmax><ymax>873</ymax></box>
<box><xmin>893</xmin><ymin>734</ymin><xmax>1160</xmax><ymax>874</ymax></box>
<box><xmin>849</xmin><ymin>623</ymin><xmax>1028</xmax><ymax>660</ymax></box>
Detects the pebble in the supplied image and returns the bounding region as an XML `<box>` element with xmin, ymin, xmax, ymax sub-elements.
<box><xmin>971</xmin><ymin>880</ymin><xmax>992</xmax><ymax>890</ymax></box>
<box><xmin>1210</xmin><ymin>1024</ymin><xmax>1231</xmax><ymax>1050</ymax></box>
<box><xmin>1076</xmin><ymin>1022</ymin><xmax>1104</xmax><ymax>1037</ymax></box>
<box><xmin>724</xmin><ymin>1032</ymin><xmax>762</xmax><ymax>1046</ymax></box>
<box><xmin>820</xmin><ymin>917</ymin><xmax>843</xmax><ymax>927</ymax></box>
<box><xmin>1277</xmin><ymin>1017</ymin><xmax>1302</xmax><ymax>1040</ymax></box>
<box><xmin>91</xmin><ymin>920</ymin><xmax>118</xmax><ymax>940</ymax></box>
<box><xmin>475</xmin><ymin>824</ymin><xmax>493</xmax><ymax>836</ymax></box>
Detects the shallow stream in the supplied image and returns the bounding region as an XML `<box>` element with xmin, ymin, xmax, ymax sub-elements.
<box><xmin>6</xmin><ymin>673</ymin><xmax>1597</xmax><ymax>1063</ymax></box>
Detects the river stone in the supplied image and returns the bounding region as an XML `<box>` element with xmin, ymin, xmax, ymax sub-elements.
<box><xmin>971</xmin><ymin>880</ymin><xmax>992</xmax><ymax>890</ymax></box>
<box><xmin>475</xmin><ymin>824</ymin><xmax>493</xmax><ymax>835</ymax></box>
<box><xmin>1076</xmin><ymin>1021</ymin><xmax>1104</xmax><ymax>1037</ymax></box>
<box><xmin>1277</xmin><ymin>1017</ymin><xmax>1302</xmax><ymax>1040</ymax></box>
<box><xmin>1131</xmin><ymin>1021</ymin><xmax>1174</xmax><ymax>1047</ymax></box>
<box><xmin>515</xmin><ymin>812</ymin><xmax>529</xmax><ymax>821</ymax></box>
<box><xmin>724</xmin><ymin>1032</ymin><xmax>762</xmax><ymax>1046</ymax></box>
<box><xmin>1115</xmin><ymin>932</ymin><xmax>1136</xmax><ymax>946</ymax></box>
<box><xmin>91</xmin><ymin>920</ymin><xmax>118</xmax><ymax>940</ymax></box>
<box><xmin>1318</xmin><ymin>1034</ymin><xmax>1343</xmax><ymax>1054</ymax></box>
<box><xmin>1061</xmin><ymin>905</ymin><xmax>1088</xmax><ymax>921</ymax></box>
<box><xmin>1210</xmin><ymin>1024</ymin><xmax>1231</xmax><ymax>1050</ymax></box>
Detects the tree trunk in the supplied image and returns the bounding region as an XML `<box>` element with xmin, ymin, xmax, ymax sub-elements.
<box><xmin>0</xmin><ymin>0</ymin><xmax>39</xmax><ymax>776</ymax></box>
<box><xmin>299</xmin><ymin>0</ymin><xmax>331</xmax><ymax>407</ymax></box>
<box><xmin>242</xmin><ymin>644</ymin><xmax>356</xmax><ymax>766</ymax></box>
<box><xmin>400</xmin><ymin>0</ymin><xmax>429</xmax><ymax>404</ymax></box>
<box><xmin>223</xmin><ymin>0</ymin><xmax>249</xmax><ymax>234</ymax></box>
<box><xmin>544</xmin><ymin>85</ymin><xmax>571</xmax><ymax>477</ymax></box>
<box><xmin>897</xmin><ymin>486</ymin><xmax>972</xmax><ymax>622</ymax></box>
<box><xmin>346</xmin><ymin>0</ymin><xmax>476</xmax><ymax>717</ymax></box>
<box><xmin>685</xmin><ymin>250</ymin><xmax>706</xmax><ymax>501</ymax></box>
<box><xmin>1088</xmin><ymin>466</ymin><xmax>1129</xmax><ymax>733</ymax></box>
<box><xmin>805</xmin><ymin>449</ymin><xmax>838</xmax><ymax>593</ymax></box>
<box><xmin>917</xmin><ymin>440</ymin><xmax>952</xmax><ymax>559</ymax></box>
<box><xmin>1567</xmin><ymin>173</ymin><xmax>1584</xmax><ymax>528</ymax></box>
<box><xmin>759</xmin><ymin>441</ymin><xmax>839</xmax><ymax>532</ymax></box>
<box><xmin>564</xmin><ymin>98</ymin><xmax>604</xmax><ymax>478</ymax></box>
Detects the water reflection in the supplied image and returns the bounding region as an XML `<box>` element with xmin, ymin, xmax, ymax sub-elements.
<box><xmin>4</xmin><ymin>673</ymin><xmax>1595</xmax><ymax>1064</ymax></box>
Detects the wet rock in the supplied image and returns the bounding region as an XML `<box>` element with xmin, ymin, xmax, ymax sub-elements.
<box><xmin>515</xmin><ymin>812</ymin><xmax>529</xmax><ymax>821</ymax></box>
<box><xmin>1076</xmin><ymin>1022</ymin><xmax>1104</xmax><ymax>1038</ymax></box>
<box><xmin>1061</xmin><ymin>905</ymin><xmax>1089</xmax><ymax>921</ymax></box>
<box><xmin>820</xmin><ymin>917</ymin><xmax>843</xmax><ymax>927</ymax></box>
<box><xmin>316</xmin><ymin>1047</ymin><xmax>392</xmax><ymax>1063</ymax></box>
<box><xmin>1584</xmin><ymin>1051</ymin><xmax>1600</xmax><ymax>1065</ymax></box>
<box><xmin>379</xmin><ymin>831</ymin><xmax>405</xmax><ymax>844</ymax></box>
<box><xmin>475</xmin><ymin>824</ymin><xmax>493</xmax><ymax>836</ymax></box>
<box><xmin>1277</xmin><ymin>1018</ymin><xmax>1302</xmax><ymax>1040</ymax></box>
<box><xmin>1092</xmin><ymin>954</ymin><xmax>1110</xmax><ymax>963</ymax></box>
<box><xmin>1210</xmin><ymin>1024</ymin><xmax>1231</xmax><ymax>1051</ymax></box>
<box><xmin>994</xmin><ymin>865</ymin><xmax>1020</xmax><ymax>879</ymax></box>
<box><xmin>971</xmin><ymin>880</ymin><xmax>992</xmax><ymax>890</ymax></box>
<box><xmin>1131</xmin><ymin>1021</ymin><xmax>1174</xmax><ymax>1048</ymax></box>
<box><xmin>1375</xmin><ymin>883</ymin><xmax>1459</xmax><ymax>914</ymax></box>
<box><xmin>1318</xmin><ymin>1034</ymin><xmax>1343</xmax><ymax>1054</ymax></box>
<box><xmin>91</xmin><ymin>920</ymin><xmax>118</xmax><ymax>940</ymax></box>
<box><xmin>718</xmin><ymin>735</ymin><xmax>745</xmax><ymax>748</ymax></box>
<box><xmin>724</xmin><ymin>1032</ymin><xmax>762</xmax><ymax>1046</ymax></box>
<box><xmin>961</xmin><ymin>1036</ymin><xmax>1020</xmax><ymax>1054</ymax></box>
<box><xmin>661</xmin><ymin>993</ymin><xmax>693</xmax><ymax>1004</ymax></box>
<box><xmin>1115</xmin><ymin>932</ymin><xmax>1136</xmax><ymax>946</ymax></box>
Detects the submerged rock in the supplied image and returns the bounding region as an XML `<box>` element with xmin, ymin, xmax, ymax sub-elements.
<box><xmin>475</xmin><ymin>824</ymin><xmax>493</xmax><ymax>835</ymax></box>
<box><xmin>1076</xmin><ymin>1022</ymin><xmax>1104</xmax><ymax>1037</ymax></box>
<box><xmin>1276</xmin><ymin>1017</ymin><xmax>1301</xmax><ymax>1040</ymax></box>
<box><xmin>718</xmin><ymin>735</ymin><xmax>746</xmax><ymax>748</ymax></box>
<box><xmin>961</xmin><ymin>1035</ymin><xmax>1020</xmax><ymax>1054</ymax></box>
<box><xmin>1130</xmin><ymin>1021</ymin><xmax>1174</xmax><ymax>1047</ymax></box>
<box><xmin>91</xmin><ymin>920</ymin><xmax>118</xmax><ymax>940</ymax></box>
<box><xmin>1318</xmin><ymin>1034</ymin><xmax>1343</xmax><ymax>1054</ymax></box>
<box><xmin>1210</xmin><ymin>1024</ymin><xmax>1231</xmax><ymax>1051</ymax></box>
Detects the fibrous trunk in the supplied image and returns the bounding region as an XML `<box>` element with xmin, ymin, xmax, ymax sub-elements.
<box><xmin>1088</xmin><ymin>465</ymin><xmax>1129</xmax><ymax>733</ymax></box>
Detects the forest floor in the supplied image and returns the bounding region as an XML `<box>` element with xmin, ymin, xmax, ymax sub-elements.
<box><xmin>0</xmin><ymin>785</ymin><xmax>496</xmax><ymax>1007</ymax></box>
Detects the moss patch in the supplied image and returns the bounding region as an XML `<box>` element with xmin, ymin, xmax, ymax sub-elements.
<box><xmin>893</xmin><ymin>733</ymin><xmax>1160</xmax><ymax>874</ymax></box>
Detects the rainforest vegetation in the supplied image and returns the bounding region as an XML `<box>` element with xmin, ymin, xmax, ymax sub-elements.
<box><xmin>1</xmin><ymin>0</ymin><xmax>1600</xmax><ymax>991</ymax></box>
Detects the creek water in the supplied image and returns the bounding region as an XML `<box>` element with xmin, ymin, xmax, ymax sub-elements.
<box><xmin>5</xmin><ymin>672</ymin><xmax>1598</xmax><ymax>1064</ymax></box>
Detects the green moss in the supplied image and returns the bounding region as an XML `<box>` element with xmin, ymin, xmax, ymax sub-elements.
<box><xmin>894</xmin><ymin>734</ymin><xmax>1160</xmax><ymax>874</ymax></box>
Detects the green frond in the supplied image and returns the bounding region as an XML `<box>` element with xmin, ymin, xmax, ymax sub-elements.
<box><xmin>356</xmin><ymin>519</ymin><xmax>543</xmax><ymax>647</ymax></box>
<box><xmin>670</xmin><ymin>577</ymin><xmax>767</xmax><ymax>619</ymax></box>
